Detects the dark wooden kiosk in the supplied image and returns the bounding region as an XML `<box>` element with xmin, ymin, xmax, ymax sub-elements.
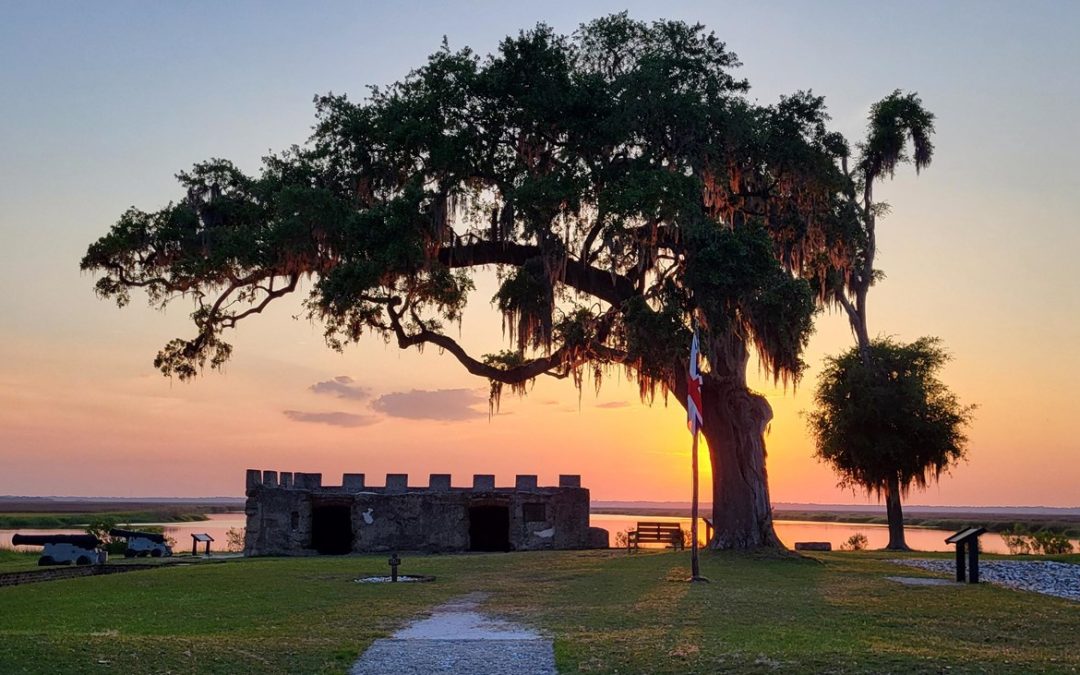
<box><xmin>191</xmin><ymin>533</ymin><xmax>214</xmax><ymax>556</ymax></box>
<box><xmin>945</xmin><ymin>527</ymin><xmax>986</xmax><ymax>583</ymax></box>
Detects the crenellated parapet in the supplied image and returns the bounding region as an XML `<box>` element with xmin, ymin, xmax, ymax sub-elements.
<box><xmin>245</xmin><ymin>469</ymin><xmax>582</xmax><ymax>495</ymax></box>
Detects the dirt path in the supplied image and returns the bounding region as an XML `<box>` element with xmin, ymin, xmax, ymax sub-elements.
<box><xmin>350</xmin><ymin>593</ymin><xmax>556</xmax><ymax>674</ymax></box>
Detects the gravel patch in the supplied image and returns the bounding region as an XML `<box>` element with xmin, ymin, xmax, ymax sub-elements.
<box><xmin>350</xmin><ymin>593</ymin><xmax>556</xmax><ymax>674</ymax></box>
<box><xmin>885</xmin><ymin>576</ymin><xmax>958</xmax><ymax>587</ymax></box>
<box><xmin>354</xmin><ymin>575</ymin><xmax>433</xmax><ymax>583</ymax></box>
<box><xmin>891</xmin><ymin>559</ymin><xmax>1080</xmax><ymax>601</ymax></box>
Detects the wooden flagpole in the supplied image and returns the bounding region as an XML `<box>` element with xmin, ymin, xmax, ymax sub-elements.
<box><xmin>691</xmin><ymin>427</ymin><xmax>701</xmax><ymax>579</ymax></box>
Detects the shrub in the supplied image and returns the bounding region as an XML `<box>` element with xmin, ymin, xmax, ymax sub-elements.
<box><xmin>842</xmin><ymin>533</ymin><xmax>868</xmax><ymax>551</ymax></box>
<box><xmin>1002</xmin><ymin>525</ymin><xmax>1031</xmax><ymax>555</ymax></box>
<box><xmin>1030</xmin><ymin>530</ymin><xmax>1074</xmax><ymax>555</ymax></box>
<box><xmin>225</xmin><ymin>527</ymin><xmax>246</xmax><ymax>552</ymax></box>
<box><xmin>1001</xmin><ymin>526</ymin><xmax>1074</xmax><ymax>555</ymax></box>
<box><xmin>614</xmin><ymin>530</ymin><xmax>629</xmax><ymax>549</ymax></box>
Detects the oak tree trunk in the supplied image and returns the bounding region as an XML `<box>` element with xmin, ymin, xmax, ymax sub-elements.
<box><xmin>884</xmin><ymin>474</ymin><xmax>910</xmax><ymax>550</ymax></box>
<box><xmin>696</xmin><ymin>373</ymin><xmax>782</xmax><ymax>550</ymax></box>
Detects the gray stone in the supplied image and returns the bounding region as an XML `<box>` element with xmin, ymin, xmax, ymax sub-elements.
<box><xmin>891</xmin><ymin>558</ymin><xmax>1080</xmax><ymax>602</ymax></box>
<box><xmin>279</xmin><ymin>472</ymin><xmax>293</xmax><ymax>489</ymax></box>
<box><xmin>386</xmin><ymin>474</ymin><xmax>409</xmax><ymax>494</ymax></box>
<box><xmin>588</xmin><ymin>527</ymin><xmax>610</xmax><ymax>549</ymax></box>
<box><xmin>515</xmin><ymin>475</ymin><xmax>538</xmax><ymax>490</ymax></box>
<box><xmin>294</xmin><ymin>473</ymin><xmax>322</xmax><ymax>489</ymax></box>
<box><xmin>243</xmin><ymin>469</ymin><xmax>597</xmax><ymax>556</ymax></box>
<box><xmin>245</xmin><ymin>469</ymin><xmax>261</xmax><ymax>491</ymax></box>
<box><xmin>350</xmin><ymin>594</ymin><xmax>555</xmax><ymax>675</ymax></box>
<box><xmin>343</xmin><ymin>473</ymin><xmax>365</xmax><ymax>491</ymax></box>
<box><xmin>262</xmin><ymin>470</ymin><xmax>278</xmax><ymax>487</ymax></box>
<box><xmin>794</xmin><ymin>541</ymin><xmax>832</xmax><ymax>551</ymax></box>
<box><xmin>472</xmin><ymin>474</ymin><xmax>495</xmax><ymax>491</ymax></box>
<box><xmin>558</xmin><ymin>474</ymin><xmax>581</xmax><ymax>488</ymax></box>
<box><xmin>429</xmin><ymin>474</ymin><xmax>452</xmax><ymax>491</ymax></box>
<box><xmin>886</xmin><ymin>576</ymin><xmax>959</xmax><ymax>587</ymax></box>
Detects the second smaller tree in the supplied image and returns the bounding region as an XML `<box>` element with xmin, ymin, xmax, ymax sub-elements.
<box><xmin>808</xmin><ymin>337</ymin><xmax>973</xmax><ymax>550</ymax></box>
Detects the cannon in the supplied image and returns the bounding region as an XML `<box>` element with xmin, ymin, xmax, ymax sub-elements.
<box><xmin>109</xmin><ymin>528</ymin><xmax>173</xmax><ymax>558</ymax></box>
<box><xmin>11</xmin><ymin>534</ymin><xmax>107</xmax><ymax>566</ymax></box>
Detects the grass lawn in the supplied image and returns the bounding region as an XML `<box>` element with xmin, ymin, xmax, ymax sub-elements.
<box><xmin>0</xmin><ymin>550</ymin><xmax>1076</xmax><ymax>674</ymax></box>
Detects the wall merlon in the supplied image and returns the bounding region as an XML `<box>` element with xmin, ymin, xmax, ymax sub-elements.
<box><xmin>294</xmin><ymin>472</ymin><xmax>323</xmax><ymax>490</ymax></box>
<box><xmin>246</xmin><ymin>469</ymin><xmax>262</xmax><ymax>491</ymax></box>
<box><xmin>279</xmin><ymin>472</ymin><xmax>293</xmax><ymax>489</ymax></box>
<box><xmin>473</xmin><ymin>474</ymin><xmax>496</xmax><ymax>491</ymax></box>
<box><xmin>385</xmin><ymin>474</ymin><xmax>408</xmax><ymax>494</ymax></box>
<box><xmin>559</xmin><ymin>474</ymin><xmax>581</xmax><ymax>488</ymax></box>
<box><xmin>515</xmin><ymin>475</ymin><xmax>538</xmax><ymax>490</ymax></box>
<box><xmin>343</xmin><ymin>473</ymin><xmax>365</xmax><ymax>491</ymax></box>
<box><xmin>263</xmin><ymin>470</ymin><xmax>278</xmax><ymax>488</ymax></box>
<box><xmin>429</xmin><ymin>474</ymin><xmax>452</xmax><ymax>491</ymax></box>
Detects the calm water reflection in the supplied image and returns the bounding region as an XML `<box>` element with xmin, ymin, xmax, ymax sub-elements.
<box><xmin>5</xmin><ymin>511</ymin><xmax>1076</xmax><ymax>555</ymax></box>
<box><xmin>590</xmin><ymin>514</ymin><xmax>1080</xmax><ymax>554</ymax></box>
<box><xmin>3</xmin><ymin>512</ymin><xmax>247</xmax><ymax>552</ymax></box>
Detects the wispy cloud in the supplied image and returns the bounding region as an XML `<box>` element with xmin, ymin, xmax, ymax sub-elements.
<box><xmin>309</xmin><ymin>375</ymin><xmax>370</xmax><ymax>401</ymax></box>
<box><xmin>371</xmin><ymin>388</ymin><xmax>486</xmax><ymax>421</ymax></box>
<box><xmin>595</xmin><ymin>401</ymin><xmax>630</xmax><ymax>409</ymax></box>
<box><xmin>282</xmin><ymin>410</ymin><xmax>380</xmax><ymax>427</ymax></box>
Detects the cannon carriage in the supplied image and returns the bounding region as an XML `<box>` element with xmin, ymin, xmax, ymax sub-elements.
<box><xmin>109</xmin><ymin>528</ymin><xmax>173</xmax><ymax>558</ymax></box>
<box><xmin>11</xmin><ymin>534</ymin><xmax>107</xmax><ymax>566</ymax></box>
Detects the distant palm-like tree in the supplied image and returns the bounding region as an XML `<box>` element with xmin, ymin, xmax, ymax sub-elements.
<box><xmin>817</xmin><ymin>91</ymin><xmax>968</xmax><ymax>550</ymax></box>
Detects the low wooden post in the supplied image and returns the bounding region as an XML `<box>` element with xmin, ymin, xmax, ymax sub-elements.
<box><xmin>968</xmin><ymin>540</ymin><xmax>980</xmax><ymax>584</ymax></box>
<box><xmin>388</xmin><ymin>552</ymin><xmax>401</xmax><ymax>582</ymax></box>
<box><xmin>945</xmin><ymin>527</ymin><xmax>985</xmax><ymax>584</ymax></box>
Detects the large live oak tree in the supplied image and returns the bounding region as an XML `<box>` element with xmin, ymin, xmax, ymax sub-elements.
<box><xmin>84</xmin><ymin>15</ymin><xmax>870</xmax><ymax>549</ymax></box>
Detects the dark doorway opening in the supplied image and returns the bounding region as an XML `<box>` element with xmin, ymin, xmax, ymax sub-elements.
<box><xmin>311</xmin><ymin>505</ymin><xmax>352</xmax><ymax>554</ymax></box>
<box><xmin>469</xmin><ymin>505</ymin><xmax>511</xmax><ymax>552</ymax></box>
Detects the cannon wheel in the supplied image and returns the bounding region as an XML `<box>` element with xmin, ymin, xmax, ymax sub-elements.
<box><xmin>150</xmin><ymin>548</ymin><xmax>163</xmax><ymax>558</ymax></box>
<box><xmin>38</xmin><ymin>556</ymin><xmax>55</xmax><ymax>566</ymax></box>
<box><xmin>124</xmin><ymin>549</ymin><xmax>136</xmax><ymax>558</ymax></box>
<box><xmin>75</xmin><ymin>555</ymin><xmax>92</xmax><ymax>566</ymax></box>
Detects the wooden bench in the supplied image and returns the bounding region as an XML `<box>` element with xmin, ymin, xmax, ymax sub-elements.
<box><xmin>627</xmin><ymin>522</ymin><xmax>684</xmax><ymax>551</ymax></box>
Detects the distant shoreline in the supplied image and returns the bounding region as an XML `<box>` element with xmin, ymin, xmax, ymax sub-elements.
<box><xmin>2</xmin><ymin>497</ymin><xmax>1077</xmax><ymax>537</ymax></box>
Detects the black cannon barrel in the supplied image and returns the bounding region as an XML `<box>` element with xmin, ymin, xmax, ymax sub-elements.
<box><xmin>11</xmin><ymin>534</ymin><xmax>101</xmax><ymax>548</ymax></box>
<box><xmin>109</xmin><ymin>528</ymin><xmax>167</xmax><ymax>544</ymax></box>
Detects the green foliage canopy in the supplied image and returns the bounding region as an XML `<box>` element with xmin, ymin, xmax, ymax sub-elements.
<box><xmin>808</xmin><ymin>337</ymin><xmax>974</xmax><ymax>498</ymax></box>
<box><xmin>83</xmin><ymin>14</ymin><xmax>863</xmax><ymax>404</ymax></box>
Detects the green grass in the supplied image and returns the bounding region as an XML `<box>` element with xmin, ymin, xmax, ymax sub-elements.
<box><xmin>0</xmin><ymin>551</ymin><xmax>1076</xmax><ymax>674</ymax></box>
<box><xmin>0</xmin><ymin>549</ymin><xmax>39</xmax><ymax>572</ymax></box>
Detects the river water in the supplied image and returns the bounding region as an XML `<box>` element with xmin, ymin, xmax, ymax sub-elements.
<box><xmin>590</xmin><ymin>514</ymin><xmax>1080</xmax><ymax>554</ymax></box>
<box><xmin>3</xmin><ymin>511</ymin><xmax>1075</xmax><ymax>555</ymax></box>
<box><xmin>2</xmin><ymin>512</ymin><xmax>248</xmax><ymax>553</ymax></box>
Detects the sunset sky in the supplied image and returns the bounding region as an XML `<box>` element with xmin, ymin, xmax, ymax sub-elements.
<box><xmin>1</xmin><ymin>1</ymin><xmax>1077</xmax><ymax>506</ymax></box>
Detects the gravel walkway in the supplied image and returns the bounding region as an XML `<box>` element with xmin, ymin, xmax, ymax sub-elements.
<box><xmin>891</xmin><ymin>559</ymin><xmax>1080</xmax><ymax>601</ymax></box>
<box><xmin>350</xmin><ymin>593</ymin><xmax>556</xmax><ymax>675</ymax></box>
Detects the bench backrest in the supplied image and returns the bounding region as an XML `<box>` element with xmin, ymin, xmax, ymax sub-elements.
<box><xmin>634</xmin><ymin>522</ymin><xmax>683</xmax><ymax>541</ymax></box>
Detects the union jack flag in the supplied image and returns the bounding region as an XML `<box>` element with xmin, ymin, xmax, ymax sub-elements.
<box><xmin>687</xmin><ymin>330</ymin><xmax>704</xmax><ymax>436</ymax></box>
